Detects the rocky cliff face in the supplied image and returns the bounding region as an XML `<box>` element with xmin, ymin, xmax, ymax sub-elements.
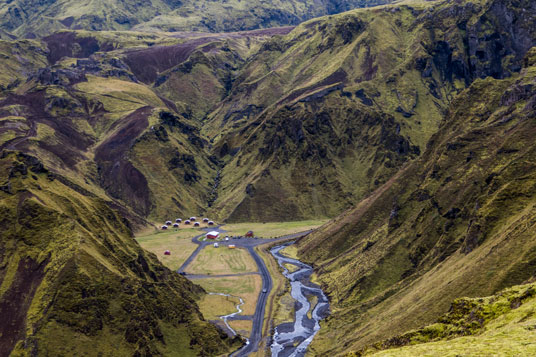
<box><xmin>204</xmin><ymin>0</ymin><xmax>536</xmax><ymax>222</ymax></box>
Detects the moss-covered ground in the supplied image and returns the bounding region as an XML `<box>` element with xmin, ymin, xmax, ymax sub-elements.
<box><xmin>361</xmin><ymin>283</ymin><xmax>536</xmax><ymax>356</ymax></box>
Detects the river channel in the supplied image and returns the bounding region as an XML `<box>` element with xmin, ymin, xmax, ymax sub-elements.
<box><xmin>270</xmin><ymin>243</ymin><xmax>330</xmax><ymax>357</ymax></box>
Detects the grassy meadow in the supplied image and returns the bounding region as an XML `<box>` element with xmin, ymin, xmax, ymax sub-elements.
<box><xmin>197</xmin><ymin>294</ymin><xmax>241</xmax><ymax>321</ymax></box>
<box><xmin>186</xmin><ymin>246</ymin><xmax>257</xmax><ymax>275</ymax></box>
<box><xmin>222</xmin><ymin>220</ymin><xmax>328</xmax><ymax>238</ymax></box>
<box><xmin>135</xmin><ymin>228</ymin><xmax>200</xmax><ymax>270</ymax></box>
<box><xmin>194</xmin><ymin>275</ymin><xmax>262</xmax><ymax>316</ymax></box>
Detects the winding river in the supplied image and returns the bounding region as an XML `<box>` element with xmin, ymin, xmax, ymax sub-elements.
<box><xmin>270</xmin><ymin>243</ymin><xmax>330</xmax><ymax>357</ymax></box>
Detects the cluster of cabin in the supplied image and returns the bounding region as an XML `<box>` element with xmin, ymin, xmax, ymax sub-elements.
<box><xmin>161</xmin><ymin>220</ymin><xmax>256</xmax><ymax>256</ymax></box>
<box><xmin>160</xmin><ymin>216</ymin><xmax>215</xmax><ymax>230</ymax></box>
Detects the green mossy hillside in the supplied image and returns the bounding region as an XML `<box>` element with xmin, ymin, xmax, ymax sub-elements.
<box><xmin>0</xmin><ymin>151</ymin><xmax>239</xmax><ymax>356</ymax></box>
<box><xmin>297</xmin><ymin>45</ymin><xmax>536</xmax><ymax>355</ymax></box>
<box><xmin>206</xmin><ymin>0</ymin><xmax>536</xmax><ymax>221</ymax></box>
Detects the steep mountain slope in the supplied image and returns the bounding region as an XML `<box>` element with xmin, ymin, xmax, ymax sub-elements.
<box><xmin>1</xmin><ymin>0</ymin><xmax>534</xmax><ymax>227</ymax></box>
<box><xmin>0</xmin><ymin>0</ymin><xmax>393</xmax><ymax>38</ymax></box>
<box><xmin>296</xmin><ymin>46</ymin><xmax>536</xmax><ymax>355</ymax></box>
<box><xmin>0</xmin><ymin>30</ymin><xmax>279</xmax><ymax>223</ymax></box>
<box><xmin>0</xmin><ymin>151</ymin><xmax>239</xmax><ymax>356</ymax></box>
<box><xmin>205</xmin><ymin>0</ymin><xmax>536</xmax><ymax>221</ymax></box>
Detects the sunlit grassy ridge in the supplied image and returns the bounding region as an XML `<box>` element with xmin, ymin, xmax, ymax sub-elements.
<box><xmin>361</xmin><ymin>282</ymin><xmax>536</xmax><ymax>356</ymax></box>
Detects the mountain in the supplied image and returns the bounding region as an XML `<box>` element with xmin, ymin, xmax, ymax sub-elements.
<box><xmin>295</xmin><ymin>45</ymin><xmax>536</xmax><ymax>355</ymax></box>
<box><xmin>0</xmin><ymin>0</ymin><xmax>393</xmax><ymax>38</ymax></box>
<box><xmin>1</xmin><ymin>0</ymin><xmax>536</xmax><ymax>355</ymax></box>
<box><xmin>4</xmin><ymin>0</ymin><xmax>532</xmax><ymax>226</ymax></box>
<box><xmin>204</xmin><ymin>0</ymin><xmax>536</xmax><ymax>221</ymax></box>
<box><xmin>0</xmin><ymin>152</ymin><xmax>239</xmax><ymax>356</ymax></box>
<box><xmin>0</xmin><ymin>32</ymin><xmax>249</xmax><ymax>356</ymax></box>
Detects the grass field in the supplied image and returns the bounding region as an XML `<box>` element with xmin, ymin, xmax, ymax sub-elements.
<box><xmin>135</xmin><ymin>228</ymin><xmax>200</xmax><ymax>270</ymax></box>
<box><xmin>222</xmin><ymin>220</ymin><xmax>329</xmax><ymax>238</ymax></box>
<box><xmin>186</xmin><ymin>246</ymin><xmax>258</xmax><ymax>275</ymax></box>
<box><xmin>197</xmin><ymin>294</ymin><xmax>241</xmax><ymax>321</ymax></box>
<box><xmin>279</xmin><ymin>245</ymin><xmax>299</xmax><ymax>259</ymax></box>
<box><xmin>228</xmin><ymin>320</ymin><xmax>252</xmax><ymax>338</ymax></box>
<box><xmin>194</xmin><ymin>275</ymin><xmax>262</xmax><ymax>316</ymax></box>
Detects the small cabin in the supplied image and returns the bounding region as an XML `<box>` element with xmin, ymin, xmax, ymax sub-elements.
<box><xmin>161</xmin><ymin>225</ymin><xmax>168</xmax><ymax>230</ymax></box>
<box><xmin>194</xmin><ymin>222</ymin><xmax>200</xmax><ymax>227</ymax></box>
<box><xmin>206</xmin><ymin>231</ymin><xmax>219</xmax><ymax>239</ymax></box>
<box><xmin>203</xmin><ymin>218</ymin><xmax>209</xmax><ymax>222</ymax></box>
<box><xmin>173</xmin><ymin>223</ymin><xmax>179</xmax><ymax>228</ymax></box>
<box><xmin>245</xmin><ymin>231</ymin><xmax>254</xmax><ymax>238</ymax></box>
<box><xmin>184</xmin><ymin>220</ymin><xmax>191</xmax><ymax>225</ymax></box>
<box><xmin>165</xmin><ymin>221</ymin><xmax>172</xmax><ymax>225</ymax></box>
<box><xmin>164</xmin><ymin>250</ymin><xmax>171</xmax><ymax>255</ymax></box>
<box><xmin>208</xmin><ymin>221</ymin><xmax>215</xmax><ymax>226</ymax></box>
<box><xmin>175</xmin><ymin>218</ymin><xmax>182</xmax><ymax>223</ymax></box>
<box><xmin>214</xmin><ymin>243</ymin><xmax>219</xmax><ymax>248</ymax></box>
<box><xmin>190</xmin><ymin>216</ymin><xmax>196</xmax><ymax>221</ymax></box>
<box><xmin>228</xmin><ymin>245</ymin><xmax>236</xmax><ymax>249</ymax></box>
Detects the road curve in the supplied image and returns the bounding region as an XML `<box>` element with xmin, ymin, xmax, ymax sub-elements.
<box><xmin>174</xmin><ymin>227</ymin><xmax>312</xmax><ymax>356</ymax></box>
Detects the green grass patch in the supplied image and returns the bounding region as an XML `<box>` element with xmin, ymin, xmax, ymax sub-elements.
<box><xmin>222</xmin><ymin>220</ymin><xmax>328</xmax><ymax>238</ymax></box>
<box><xmin>186</xmin><ymin>246</ymin><xmax>257</xmax><ymax>275</ymax></box>
<box><xmin>136</xmin><ymin>228</ymin><xmax>200</xmax><ymax>270</ymax></box>
<box><xmin>194</xmin><ymin>275</ymin><xmax>262</xmax><ymax>316</ymax></box>
<box><xmin>197</xmin><ymin>294</ymin><xmax>241</xmax><ymax>321</ymax></box>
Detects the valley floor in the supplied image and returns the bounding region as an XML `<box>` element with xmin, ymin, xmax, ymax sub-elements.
<box><xmin>135</xmin><ymin>220</ymin><xmax>325</xmax><ymax>354</ymax></box>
